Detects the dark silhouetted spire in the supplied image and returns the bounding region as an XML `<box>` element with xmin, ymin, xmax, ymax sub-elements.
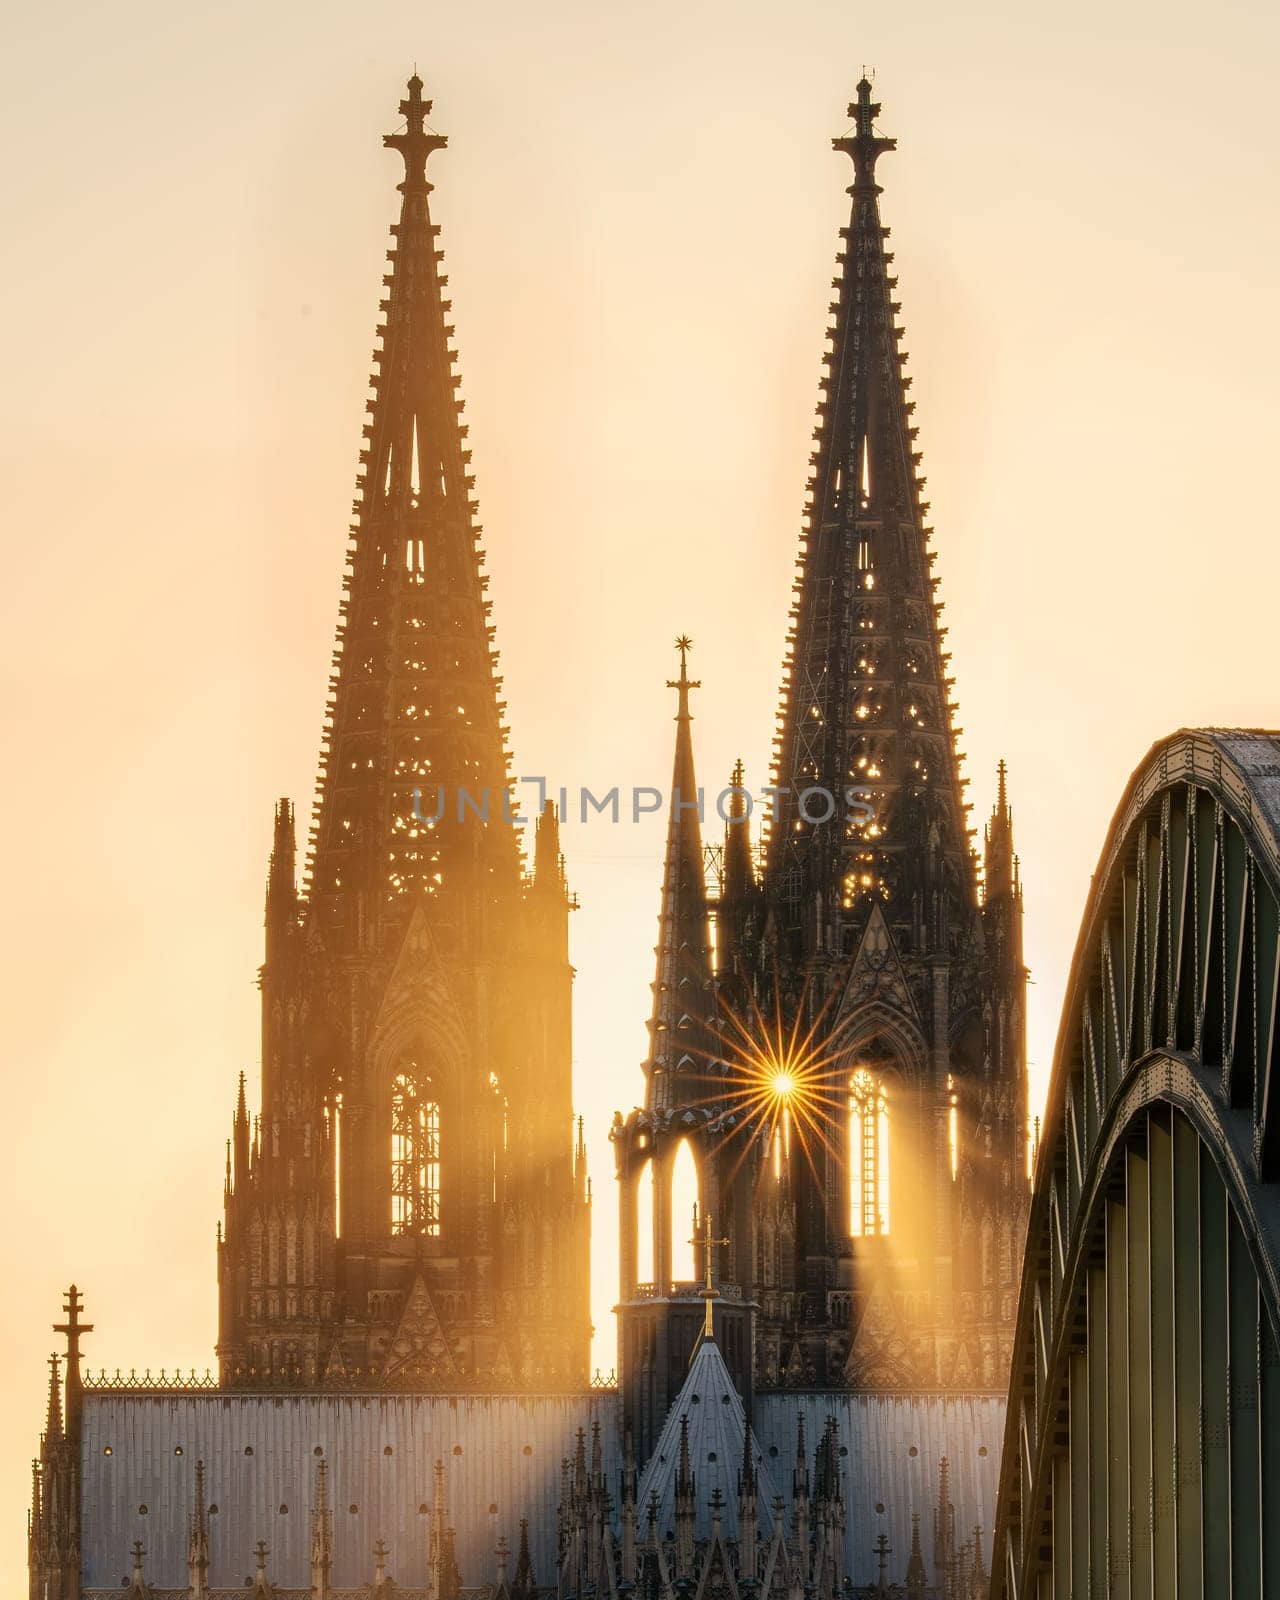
<box><xmin>905</xmin><ymin>1511</ymin><xmax>927</xmax><ymax>1596</ymax></box>
<box><xmin>310</xmin><ymin>1458</ymin><xmax>332</xmax><ymax>1599</ymax></box>
<box><xmin>674</xmin><ymin>1414</ymin><xmax>696</xmax><ymax>1577</ymax></box>
<box><xmin>723</xmin><ymin>757</ymin><xmax>754</xmax><ymax>904</ymax></box>
<box><xmin>187</xmin><ymin>1460</ymin><xmax>209</xmax><ymax>1600</ymax></box>
<box><xmin>53</xmin><ymin>1284</ymin><xmax>91</xmax><ymax>1437</ymax></box>
<box><xmin>645</xmin><ymin>637</ymin><xmax>716</xmax><ymax>1110</ymax></box>
<box><xmin>767</xmin><ymin>77</ymin><xmax>972</xmax><ymax>958</ymax></box>
<box><xmin>717</xmin><ymin>756</ymin><xmax>756</xmax><ymax>982</ymax></box>
<box><xmin>984</xmin><ymin>758</ymin><xmax>1015</xmax><ymax>901</ymax></box>
<box><xmin>512</xmin><ymin>1518</ymin><xmax>535</xmax><ymax>1600</ymax></box>
<box><xmin>233</xmin><ymin>1070</ymin><xmax>249</xmax><ymax>1186</ymax></box>
<box><xmin>265</xmin><ymin>798</ymin><xmax>296</xmax><ymax>952</ymax></box>
<box><xmin>308</xmin><ymin>74</ymin><xmax>517</xmax><ymax>941</ymax></box>
<box><xmin>533</xmin><ymin>801</ymin><xmax>566</xmax><ymax>894</ymax></box>
<box><xmin>935</xmin><ymin>1455</ymin><xmax>956</xmax><ymax>1590</ymax></box>
<box><xmin>43</xmin><ymin>1355</ymin><xmax>62</xmax><ymax>1443</ymax></box>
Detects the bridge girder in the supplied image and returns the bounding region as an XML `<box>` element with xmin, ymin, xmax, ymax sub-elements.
<box><xmin>992</xmin><ymin>729</ymin><xmax>1280</xmax><ymax>1599</ymax></box>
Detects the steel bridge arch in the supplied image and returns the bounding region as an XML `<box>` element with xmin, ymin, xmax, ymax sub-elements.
<box><xmin>992</xmin><ymin>730</ymin><xmax>1280</xmax><ymax>1599</ymax></box>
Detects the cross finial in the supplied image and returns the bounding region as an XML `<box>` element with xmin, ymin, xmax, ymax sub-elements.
<box><xmin>54</xmin><ymin>1284</ymin><xmax>93</xmax><ymax>1376</ymax></box>
<box><xmin>384</xmin><ymin>73</ymin><xmax>448</xmax><ymax>193</ymax></box>
<box><xmin>834</xmin><ymin>73</ymin><xmax>897</xmax><ymax>191</ymax></box>
<box><xmin>690</xmin><ymin>1211</ymin><xmax>730</xmax><ymax>1338</ymax></box>
<box><xmin>254</xmin><ymin>1540</ymin><xmax>269</xmax><ymax>1572</ymax></box>
<box><xmin>667</xmin><ymin>635</ymin><xmax>702</xmax><ymax>721</ymax></box>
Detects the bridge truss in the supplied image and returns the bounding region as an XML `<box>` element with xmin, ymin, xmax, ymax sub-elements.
<box><xmin>992</xmin><ymin>730</ymin><xmax>1280</xmax><ymax>1598</ymax></box>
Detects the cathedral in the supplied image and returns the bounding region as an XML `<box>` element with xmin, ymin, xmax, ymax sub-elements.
<box><xmin>28</xmin><ymin>72</ymin><xmax>1025</xmax><ymax>1600</ymax></box>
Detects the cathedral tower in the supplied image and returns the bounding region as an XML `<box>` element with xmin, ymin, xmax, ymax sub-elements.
<box><xmin>617</xmin><ymin>79</ymin><xmax>1032</xmax><ymax>1409</ymax></box>
<box><xmin>217</xmin><ymin>77</ymin><xmax>591</xmax><ymax>1390</ymax></box>
<box><xmin>728</xmin><ymin>77</ymin><xmax>1030</xmax><ymax>1391</ymax></box>
<box><xmin>613</xmin><ymin>640</ymin><xmax>757</xmax><ymax>1460</ymax></box>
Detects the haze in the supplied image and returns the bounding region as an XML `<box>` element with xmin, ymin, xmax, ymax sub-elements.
<box><xmin>2</xmin><ymin>0</ymin><xmax>1278</xmax><ymax>1588</ymax></box>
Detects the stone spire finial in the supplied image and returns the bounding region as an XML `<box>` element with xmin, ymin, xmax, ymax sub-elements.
<box><xmin>383</xmin><ymin>73</ymin><xmax>448</xmax><ymax>192</ymax></box>
<box><xmin>833</xmin><ymin>74</ymin><xmax>898</xmax><ymax>189</ymax></box>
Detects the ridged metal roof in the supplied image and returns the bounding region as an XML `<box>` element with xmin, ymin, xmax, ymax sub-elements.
<box><xmin>635</xmin><ymin>1334</ymin><xmax>777</xmax><ymax>1542</ymax></box>
<box><xmin>79</xmin><ymin>1387</ymin><xmax>1002</xmax><ymax>1590</ymax></box>
<box><xmin>753</xmin><ymin>1392</ymin><xmax>1003</xmax><ymax>1583</ymax></box>
<box><xmin>79</xmin><ymin>1391</ymin><xmax>616</xmax><ymax>1592</ymax></box>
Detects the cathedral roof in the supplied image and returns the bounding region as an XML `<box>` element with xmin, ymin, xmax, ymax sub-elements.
<box><xmin>636</xmin><ymin>1331</ymin><xmax>776</xmax><ymax>1543</ymax></box>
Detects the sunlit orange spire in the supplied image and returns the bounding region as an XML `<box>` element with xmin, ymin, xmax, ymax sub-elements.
<box><xmin>308</xmin><ymin>74</ymin><xmax>516</xmax><ymax>939</ymax></box>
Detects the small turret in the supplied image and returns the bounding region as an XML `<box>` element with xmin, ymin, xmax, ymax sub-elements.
<box><xmin>264</xmin><ymin>798</ymin><xmax>296</xmax><ymax>957</ymax></box>
<box><xmin>620</xmin><ymin>1432</ymin><xmax>638</xmax><ymax>1583</ymax></box>
<box><xmin>674</xmin><ymin>1415</ymin><xmax>696</xmax><ymax>1578</ymax></box>
<box><xmin>646</xmin><ymin>637</ymin><xmax>717</xmax><ymax>1114</ymax></box>
<box><xmin>533</xmin><ymin>800</ymin><xmax>566</xmax><ymax>894</ymax></box>
<box><xmin>718</xmin><ymin>757</ymin><xmax>755</xmax><ymax>980</ymax></box>
<box><xmin>791</xmin><ymin>1414</ymin><xmax>811</xmax><ymax>1581</ymax></box>
<box><xmin>873</xmin><ymin>1531</ymin><xmax>893</xmax><ymax>1596</ymax></box>
<box><xmin>43</xmin><ymin>1354</ymin><xmax>62</xmax><ymax>1444</ymax></box>
<box><xmin>233</xmin><ymin>1070</ymin><xmax>249</xmax><ymax>1186</ymax></box>
<box><xmin>905</xmin><ymin>1511</ymin><xmax>927</xmax><ymax>1597</ymax></box>
<box><xmin>935</xmin><ymin>1455</ymin><xmax>956</xmax><ymax>1593</ymax></box>
<box><xmin>128</xmin><ymin>1538</ymin><xmax>155</xmax><ymax>1599</ymax></box>
<box><xmin>250</xmin><ymin>1539</ymin><xmax>274</xmax><ymax>1599</ymax></box>
<box><xmin>738</xmin><ymin>1405</ymin><xmax>759</xmax><ymax>1583</ymax></box>
<box><xmin>310</xmin><ymin>1458</ymin><xmax>332</xmax><ymax>1600</ymax></box>
<box><xmin>969</xmin><ymin>1523</ymin><xmax>988</xmax><ymax>1596</ymax></box>
<box><xmin>511</xmin><ymin>1517</ymin><xmax>536</xmax><ymax>1600</ymax></box>
<box><xmin>983</xmin><ymin>760</ymin><xmax>1014</xmax><ymax>902</ymax></box>
<box><xmin>187</xmin><ymin>1460</ymin><xmax>210</xmax><ymax>1600</ymax></box>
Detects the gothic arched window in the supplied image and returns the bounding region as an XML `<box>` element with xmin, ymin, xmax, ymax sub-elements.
<box><xmin>670</xmin><ymin>1140</ymin><xmax>700</xmax><ymax>1284</ymax></box>
<box><xmin>390</xmin><ymin>1071</ymin><xmax>440</xmax><ymax>1237</ymax></box>
<box><xmin>849</xmin><ymin>1066</ymin><xmax>890</xmax><ymax>1237</ymax></box>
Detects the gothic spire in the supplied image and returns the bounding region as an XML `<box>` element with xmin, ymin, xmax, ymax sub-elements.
<box><xmin>723</xmin><ymin>757</ymin><xmax>754</xmax><ymax>903</ymax></box>
<box><xmin>187</xmin><ymin>1460</ymin><xmax>209</xmax><ymax>1600</ymax></box>
<box><xmin>512</xmin><ymin>1516</ymin><xmax>536</xmax><ymax>1600</ymax></box>
<box><xmin>53</xmin><ymin>1283</ymin><xmax>91</xmax><ymax>1436</ymax></box>
<box><xmin>265</xmin><ymin>798</ymin><xmax>296</xmax><ymax>942</ymax></box>
<box><xmin>310</xmin><ymin>1458</ymin><xmax>333</xmax><ymax>1599</ymax></box>
<box><xmin>308</xmin><ymin>74</ymin><xmax>517</xmax><ymax>945</ymax></box>
<box><xmin>935</xmin><ymin>1454</ymin><xmax>955</xmax><ymax>1587</ymax></box>
<box><xmin>905</xmin><ymin>1511</ymin><xmax>927</xmax><ymax>1596</ymax></box>
<box><xmin>767</xmin><ymin>77</ymin><xmax>972</xmax><ymax>956</ymax></box>
<box><xmin>43</xmin><ymin>1354</ymin><xmax>62</xmax><ymax>1442</ymax></box>
<box><xmin>233</xmin><ymin>1070</ymin><xmax>249</xmax><ymax>1186</ymax></box>
<box><xmin>984</xmin><ymin>758</ymin><xmax>1015</xmax><ymax>901</ymax></box>
<box><xmin>645</xmin><ymin>636</ymin><xmax>716</xmax><ymax>1110</ymax></box>
<box><xmin>533</xmin><ymin>801</ymin><xmax>566</xmax><ymax>894</ymax></box>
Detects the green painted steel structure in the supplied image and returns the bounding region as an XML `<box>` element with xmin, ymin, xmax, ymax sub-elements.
<box><xmin>992</xmin><ymin>729</ymin><xmax>1280</xmax><ymax>1598</ymax></box>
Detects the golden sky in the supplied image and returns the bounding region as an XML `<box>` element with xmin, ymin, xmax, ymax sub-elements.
<box><xmin>2</xmin><ymin>0</ymin><xmax>1278</xmax><ymax>1586</ymax></box>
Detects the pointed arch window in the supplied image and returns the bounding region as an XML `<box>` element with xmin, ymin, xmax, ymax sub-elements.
<box><xmin>670</xmin><ymin>1140</ymin><xmax>700</xmax><ymax>1283</ymax></box>
<box><xmin>391</xmin><ymin>1071</ymin><xmax>440</xmax><ymax>1237</ymax></box>
<box><xmin>849</xmin><ymin>1066</ymin><xmax>890</xmax><ymax>1237</ymax></box>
